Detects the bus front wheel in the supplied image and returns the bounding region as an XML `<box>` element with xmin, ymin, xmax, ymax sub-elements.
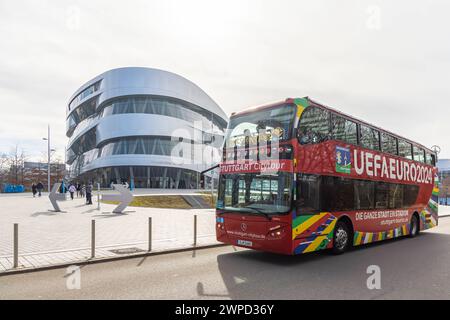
<box><xmin>332</xmin><ymin>221</ymin><xmax>351</xmax><ymax>254</ymax></box>
<box><xmin>409</xmin><ymin>214</ymin><xmax>420</xmax><ymax>238</ymax></box>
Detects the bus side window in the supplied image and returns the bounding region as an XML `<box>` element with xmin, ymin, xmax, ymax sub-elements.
<box><xmin>413</xmin><ymin>145</ymin><xmax>425</xmax><ymax>163</ymax></box>
<box><xmin>296</xmin><ymin>174</ymin><xmax>321</xmax><ymax>214</ymax></box>
<box><xmin>425</xmin><ymin>152</ymin><xmax>436</xmax><ymax>166</ymax></box>
<box><xmin>389</xmin><ymin>184</ymin><xmax>404</xmax><ymax>209</ymax></box>
<box><xmin>331</xmin><ymin>114</ymin><xmax>358</xmax><ymax>145</ymax></box>
<box><xmin>360</xmin><ymin>124</ymin><xmax>380</xmax><ymax>151</ymax></box>
<box><xmin>297</xmin><ymin>106</ymin><xmax>330</xmax><ymax>145</ymax></box>
<box><xmin>381</xmin><ymin>132</ymin><xmax>398</xmax><ymax>155</ymax></box>
<box><xmin>398</xmin><ymin>139</ymin><xmax>413</xmax><ymax>160</ymax></box>
<box><xmin>430</xmin><ymin>153</ymin><xmax>436</xmax><ymax>166</ymax></box>
<box><xmin>403</xmin><ymin>184</ymin><xmax>419</xmax><ymax>206</ymax></box>
<box><xmin>321</xmin><ymin>176</ymin><xmax>354</xmax><ymax>211</ymax></box>
<box><xmin>354</xmin><ymin>180</ymin><xmax>374</xmax><ymax>210</ymax></box>
<box><xmin>375</xmin><ymin>182</ymin><xmax>389</xmax><ymax>209</ymax></box>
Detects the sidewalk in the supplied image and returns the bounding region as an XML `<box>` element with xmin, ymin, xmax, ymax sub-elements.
<box><xmin>0</xmin><ymin>193</ymin><xmax>218</xmax><ymax>273</ymax></box>
<box><xmin>439</xmin><ymin>205</ymin><xmax>450</xmax><ymax>217</ymax></box>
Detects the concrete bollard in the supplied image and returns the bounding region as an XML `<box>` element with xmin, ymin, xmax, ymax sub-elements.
<box><xmin>13</xmin><ymin>223</ymin><xmax>18</xmax><ymax>268</ymax></box>
<box><xmin>148</xmin><ymin>217</ymin><xmax>152</xmax><ymax>252</ymax></box>
<box><xmin>91</xmin><ymin>220</ymin><xmax>95</xmax><ymax>259</ymax></box>
<box><xmin>194</xmin><ymin>215</ymin><xmax>197</xmax><ymax>247</ymax></box>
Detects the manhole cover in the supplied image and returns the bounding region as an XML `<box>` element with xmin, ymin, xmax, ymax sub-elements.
<box><xmin>109</xmin><ymin>247</ymin><xmax>145</xmax><ymax>255</ymax></box>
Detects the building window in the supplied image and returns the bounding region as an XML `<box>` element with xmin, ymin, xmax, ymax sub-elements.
<box><xmin>69</xmin><ymin>81</ymin><xmax>101</xmax><ymax>111</ymax></box>
<box><xmin>98</xmin><ymin>136</ymin><xmax>198</xmax><ymax>160</ymax></box>
<box><xmin>66</xmin><ymin>97</ymin><xmax>98</xmax><ymax>135</ymax></box>
<box><xmin>100</xmin><ymin>96</ymin><xmax>227</xmax><ymax>131</ymax></box>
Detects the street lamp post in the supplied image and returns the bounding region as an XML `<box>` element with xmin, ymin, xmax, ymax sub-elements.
<box><xmin>42</xmin><ymin>125</ymin><xmax>51</xmax><ymax>192</ymax></box>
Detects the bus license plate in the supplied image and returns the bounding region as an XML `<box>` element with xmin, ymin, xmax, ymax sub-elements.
<box><xmin>237</xmin><ymin>240</ymin><xmax>252</xmax><ymax>247</ymax></box>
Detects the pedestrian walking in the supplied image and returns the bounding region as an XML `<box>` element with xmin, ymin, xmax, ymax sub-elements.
<box><xmin>31</xmin><ymin>183</ymin><xmax>37</xmax><ymax>197</ymax></box>
<box><xmin>68</xmin><ymin>184</ymin><xmax>76</xmax><ymax>200</ymax></box>
<box><xmin>36</xmin><ymin>181</ymin><xmax>44</xmax><ymax>197</ymax></box>
<box><xmin>76</xmin><ymin>183</ymin><xmax>81</xmax><ymax>197</ymax></box>
<box><xmin>86</xmin><ymin>182</ymin><xmax>93</xmax><ymax>205</ymax></box>
<box><xmin>81</xmin><ymin>184</ymin><xmax>86</xmax><ymax>198</ymax></box>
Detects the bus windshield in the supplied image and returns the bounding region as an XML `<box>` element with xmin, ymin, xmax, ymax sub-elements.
<box><xmin>217</xmin><ymin>172</ymin><xmax>293</xmax><ymax>215</ymax></box>
<box><xmin>224</xmin><ymin>104</ymin><xmax>296</xmax><ymax>148</ymax></box>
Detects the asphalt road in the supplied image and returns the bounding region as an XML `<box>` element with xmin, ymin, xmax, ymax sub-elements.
<box><xmin>1</xmin><ymin>217</ymin><xmax>450</xmax><ymax>300</ymax></box>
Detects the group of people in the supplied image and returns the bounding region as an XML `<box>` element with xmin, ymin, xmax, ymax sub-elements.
<box><xmin>31</xmin><ymin>182</ymin><xmax>44</xmax><ymax>197</ymax></box>
<box><xmin>67</xmin><ymin>182</ymin><xmax>94</xmax><ymax>205</ymax></box>
<box><xmin>31</xmin><ymin>181</ymin><xmax>94</xmax><ymax>205</ymax></box>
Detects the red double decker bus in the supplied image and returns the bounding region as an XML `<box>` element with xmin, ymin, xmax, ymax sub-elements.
<box><xmin>216</xmin><ymin>97</ymin><xmax>439</xmax><ymax>254</ymax></box>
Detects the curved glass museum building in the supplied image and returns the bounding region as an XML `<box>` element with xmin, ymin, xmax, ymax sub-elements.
<box><xmin>66</xmin><ymin>67</ymin><xmax>228</xmax><ymax>188</ymax></box>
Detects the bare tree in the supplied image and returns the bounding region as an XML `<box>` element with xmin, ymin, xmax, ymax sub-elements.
<box><xmin>37</xmin><ymin>150</ymin><xmax>66</xmax><ymax>186</ymax></box>
<box><xmin>7</xmin><ymin>145</ymin><xmax>27</xmax><ymax>185</ymax></box>
<box><xmin>0</xmin><ymin>153</ymin><xmax>8</xmax><ymax>185</ymax></box>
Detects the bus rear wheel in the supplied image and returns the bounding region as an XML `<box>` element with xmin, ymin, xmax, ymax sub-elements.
<box><xmin>332</xmin><ymin>221</ymin><xmax>351</xmax><ymax>254</ymax></box>
<box><xmin>409</xmin><ymin>214</ymin><xmax>420</xmax><ymax>238</ymax></box>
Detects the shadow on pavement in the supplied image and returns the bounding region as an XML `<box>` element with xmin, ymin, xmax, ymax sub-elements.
<box><xmin>31</xmin><ymin>211</ymin><xmax>65</xmax><ymax>217</ymax></box>
<box><xmin>91</xmin><ymin>213</ymin><xmax>130</xmax><ymax>218</ymax></box>
<box><xmin>213</xmin><ymin>232</ymin><xmax>450</xmax><ymax>300</ymax></box>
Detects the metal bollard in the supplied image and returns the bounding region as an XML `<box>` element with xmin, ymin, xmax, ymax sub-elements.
<box><xmin>193</xmin><ymin>215</ymin><xmax>197</xmax><ymax>247</ymax></box>
<box><xmin>148</xmin><ymin>217</ymin><xmax>152</xmax><ymax>252</ymax></box>
<box><xmin>13</xmin><ymin>223</ymin><xmax>18</xmax><ymax>268</ymax></box>
<box><xmin>91</xmin><ymin>220</ymin><xmax>95</xmax><ymax>259</ymax></box>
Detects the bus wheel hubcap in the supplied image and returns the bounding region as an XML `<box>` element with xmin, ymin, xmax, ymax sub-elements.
<box><xmin>335</xmin><ymin>228</ymin><xmax>348</xmax><ymax>250</ymax></box>
<box><xmin>411</xmin><ymin>220</ymin><xmax>417</xmax><ymax>235</ymax></box>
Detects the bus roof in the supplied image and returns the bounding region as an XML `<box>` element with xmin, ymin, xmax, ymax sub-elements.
<box><xmin>230</xmin><ymin>97</ymin><xmax>435</xmax><ymax>154</ymax></box>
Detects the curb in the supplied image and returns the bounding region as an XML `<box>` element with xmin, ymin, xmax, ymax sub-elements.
<box><xmin>0</xmin><ymin>243</ymin><xmax>229</xmax><ymax>277</ymax></box>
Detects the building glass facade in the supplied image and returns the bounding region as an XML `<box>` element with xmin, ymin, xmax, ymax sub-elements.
<box><xmin>66</xmin><ymin>67</ymin><xmax>228</xmax><ymax>188</ymax></box>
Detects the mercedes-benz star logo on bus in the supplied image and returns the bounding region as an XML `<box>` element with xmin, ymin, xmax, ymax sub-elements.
<box><xmin>241</xmin><ymin>223</ymin><xmax>248</xmax><ymax>232</ymax></box>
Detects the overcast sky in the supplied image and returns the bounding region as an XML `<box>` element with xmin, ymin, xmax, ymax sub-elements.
<box><xmin>0</xmin><ymin>0</ymin><xmax>449</xmax><ymax>162</ymax></box>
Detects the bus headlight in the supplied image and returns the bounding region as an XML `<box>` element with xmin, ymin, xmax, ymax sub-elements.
<box><xmin>267</xmin><ymin>226</ymin><xmax>286</xmax><ymax>240</ymax></box>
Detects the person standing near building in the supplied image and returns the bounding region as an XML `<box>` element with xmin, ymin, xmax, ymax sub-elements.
<box><xmin>81</xmin><ymin>184</ymin><xmax>85</xmax><ymax>198</ymax></box>
<box><xmin>36</xmin><ymin>181</ymin><xmax>44</xmax><ymax>197</ymax></box>
<box><xmin>31</xmin><ymin>183</ymin><xmax>37</xmax><ymax>197</ymax></box>
<box><xmin>86</xmin><ymin>182</ymin><xmax>93</xmax><ymax>205</ymax></box>
<box><xmin>68</xmin><ymin>184</ymin><xmax>76</xmax><ymax>200</ymax></box>
<box><xmin>76</xmin><ymin>183</ymin><xmax>81</xmax><ymax>197</ymax></box>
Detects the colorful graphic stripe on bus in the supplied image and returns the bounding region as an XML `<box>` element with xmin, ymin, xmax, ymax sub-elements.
<box><xmin>293</xmin><ymin>234</ymin><xmax>334</xmax><ymax>254</ymax></box>
<box><xmin>422</xmin><ymin>172</ymin><xmax>439</xmax><ymax>229</ymax></box>
<box><xmin>293</xmin><ymin>98</ymin><xmax>307</xmax><ymax>121</ymax></box>
<box><xmin>431</xmin><ymin>173</ymin><xmax>439</xmax><ymax>208</ymax></box>
<box><xmin>292</xmin><ymin>213</ymin><xmax>337</xmax><ymax>254</ymax></box>
<box><xmin>421</xmin><ymin>205</ymin><xmax>438</xmax><ymax>229</ymax></box>
<box><xmin>353</xmin><ymin>224</ymin><xmax>410</xmax><ymax>246</ymax></box>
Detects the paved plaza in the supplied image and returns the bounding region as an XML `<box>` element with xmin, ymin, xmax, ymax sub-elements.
<box><xmin>0</xmin><ymin>191</ymin><xmax>217</xmax><ymax>272</ymax></box>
